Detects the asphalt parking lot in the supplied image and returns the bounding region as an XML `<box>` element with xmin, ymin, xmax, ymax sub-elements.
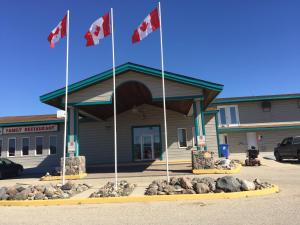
<box><xmin>0</xmin><ymin>154</ymin><xmax>300</xmax><ymax>225</ymax></box>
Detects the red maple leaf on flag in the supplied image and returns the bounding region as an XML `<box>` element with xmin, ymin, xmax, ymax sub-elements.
<box><xmin>140</xmin><ymin>21</ymin><xmax>149</xmax><ymax>32</ymax></box>
<box><xmin>94</xmin><ymin>26</ymin><xmax>101</xmax><ymax>36</ymax></box>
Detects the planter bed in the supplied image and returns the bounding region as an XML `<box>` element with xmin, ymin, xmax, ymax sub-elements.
<box><xmin>90</xmin><ymin>180</ymin><xmax>136</xmax><ymax>198</ymax></box>
<box><xmin>0</xmin><ymin>181</ymin><xmax>91</xmax><ymax>201</ymax></box>
<box><xmin>145</xmin><ymin>176</ymin><xmax>273</xmax><ymax>195</ymax></box>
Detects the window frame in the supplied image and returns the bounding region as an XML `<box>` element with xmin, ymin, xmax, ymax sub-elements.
<box><xmin>7</xmin><ymin>137</ymin><xmax>16</xmax><ymax>157</ymax></box>
<box><xmin>177</xmin><ymin>128</ymin><xmax>188</xmax><ymax>148</ymax></box>
<box><xmin>49</xmin><ymin>135</ymin><xmax>57</xmax><ymax>155</ymax></box>
<box><xmin>21</xmin><ymin>137</ymin><xmax>30</xmax><ymax>156</ymax></box>
<box><xmin>35</xmin><ymin>136</ymin><xmax>44</xmax><ymax>156</ymax></box>
<box><xmin>217</xmin><ymin>105</ymin><xmax>240</xmax><ymax>126</ymax></box>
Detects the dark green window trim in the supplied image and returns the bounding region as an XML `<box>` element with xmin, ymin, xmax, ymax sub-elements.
<box><xmin>0</xmin><ymin>120</ymin><xmax>63</xmax><ymax>128</ymax></box>
<box><xmin>219</xmin><ymin>125</ymin><xmax>300</xmax><ymax>133</ymax></box>
<box><xmin>131</xmin><ymin>125</ymin><xmax>162</xmax><ymax>162</ymax></box>
<box><xmin>213</xmin><ymin>94</ymin><xmax>300</xmax><ymax>104</ymax></box>
<box><xmin>40</xmin><ymin>62</ymin><xmax>223</xmax><ymax>103</ymax></box>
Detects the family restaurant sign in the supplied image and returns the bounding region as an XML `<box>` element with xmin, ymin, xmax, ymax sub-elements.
<box><xmin>0</xmin><ymin>124</ymin><xmax>58</xmax><ymax>135</ymax></box>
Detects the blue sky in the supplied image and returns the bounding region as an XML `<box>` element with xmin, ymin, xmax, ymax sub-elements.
<box><xmin>0</xmin><ymin>0</ymin><xmax>299</xmax><ymax>116</ymax></box>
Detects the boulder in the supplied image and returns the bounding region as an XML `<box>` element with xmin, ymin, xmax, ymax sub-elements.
<box><xmin>6</xmin><ymin>187</ymin><xmax>17</xmax><ymax>198</ymax></box>
<box><xmin>163</xmin><ymin>185</ymin><xmax>176</xmax><ymax>195</ymax></box>
<box><xmin>34</xmin><ymin>192</ymin><xmax>45</xmax><ymax>200</ymax></box>
<box><xmin>182</xmin><ymin>189</ymin><xmax>196</xmax><ymax>194</ymax></box>
<box><xmin>240</xmin><ymin>179</ymin><xmax>256</xmax><ymax>191</ymax></box>
<box><xmin>169</xmin><ymin>177</ymin><xmax>179</xmax><ymax>186</ymax></box>
<box><xmin>180</xmin><ymin>177</ymin><xmax>193</xmax><ymax>189</ymax></box>
<box><xmin>145</xmin><ymin>187</ymin><xmax>158</xmax><ymax>195</ymax></box>
<box><xmin>194</xmin><ymin>183</ymin><xmax>210</xmax><ymax>194</ymax></box>
<box><xmin>61</xmin><ymin>181</ymin><xmax>74</xmax><ymax>191</ymax></box>
<box><xmin>44</xmin><ymin>186</ymin><xmax>57</xmax><ymax>198</ymax></box>
<box><xmin>0</xmin><ymin>187</ymin><xmax>8</xmax><ymax>200</ymax></box>
<box><xmin>199</xmin><ymin>177</ymin><xmax>216</xmax><ymax>191</ymax></box>
<box><xmin>216</xmin><ymin>176</ymin><xmax>241</xmax><ymax>192</ymax></box>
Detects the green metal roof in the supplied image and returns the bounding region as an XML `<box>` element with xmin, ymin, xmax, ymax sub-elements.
<box><xmin>214</xmin><ymin>93</ymin><xmax>300</xmax><ymax>104</ymax></box>
<box><xmin>40</xmin><ymin>62</ymin><xmax>223</xmax><ymax>103</ymax></box>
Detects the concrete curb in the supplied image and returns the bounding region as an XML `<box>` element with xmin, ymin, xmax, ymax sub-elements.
<box><xmin>40</xmin><ymin>173</ymin><xmax>87</xmax><ymax>181</ymax></box>
<box><xmin>0</xmin><ymin>185</ymin><xmax>279</xmax><ymax>207</ymax></box>
<box><xmin>192</xmin><ymin>164</ymin><xmax>242</xmax><ymax>174</ymax></box>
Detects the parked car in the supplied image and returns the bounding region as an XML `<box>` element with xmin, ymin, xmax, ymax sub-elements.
<box><xmin>274</xmin><ymin>136</ymin><xmax>300</xmax><ymax>161</ymax></box>
<box><xmin>0</xmin><ymin>158</ymin><xmax>23</xmax><ymax>179</ymax></box>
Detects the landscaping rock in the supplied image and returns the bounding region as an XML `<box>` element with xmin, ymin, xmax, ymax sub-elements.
<box><xmin>34</xmin><ymin>192</ymin><xmax>45</xmax><ymax>200</ymax></box>
<box><xmin>0</xmin><ymin>187</ymin><xmax>8</xmax><ymax>200</ymax></box>
<box><xmin>61</xmin><ymin>181</ymin><xmax>74</xmax><ymax>191</ymax></box>
<box><xmin>240</xmin><ymin>179</ymin><xmax>256</xmax><ymax>191</ymax></box>
<box><xmin>0</xmin><ymin>182</ymin><xmax>91</xmax><ymax>201</ymax></box>
<box><xmin>90</xmin><ymin>180</ymin><xmax>136</xmax><ymax>198</ymax></box>
<box><xmin>145</xmin><ymin>187</ymin><xmax>157</xmax><ymax>195</ymax></box>
<box><xmin>180</xmin><ymin>177</ymin><xmax>193</xmax><ymax>189</ymax></box>
<box><xmin>194</xmin><ymin>183</ymin><xmax>210</xmax><ymax>194</ymax></box>
<box><xmin>216</xmin><ymin>176</ymin><xmax>241</xmax><ymax>192</ymax></box>
<box><xmin>199</xmin><ymin>177</ymin><xmax>216</xmax><ymax>191</ymax></box>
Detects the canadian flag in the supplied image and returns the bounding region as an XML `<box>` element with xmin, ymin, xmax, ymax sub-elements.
<box><xmin>132</xmin><ymin>8</ymin><xmax>160</xmax><ymax>44</ymax></box>
<box><xmin>84</xmin><ymin>13</ymin><xmax>111</xmax><ymax>47</ymax></box>
<box><xmin>48</xmin><ymin>15</ymin><xmax>67</xmax><ymax>48</ymax></box>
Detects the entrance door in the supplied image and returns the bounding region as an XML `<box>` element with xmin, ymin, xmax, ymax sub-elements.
<box><xmin>141</xmin><ymin>135</ymin><xmax>154</xmax><ymax>160</ymax></box>
<box><xmin>132</xmin><ymin>126</ymin><xmax>161</xmax><ymax>161</ymax></box>
<box><xmin>246</xmin><ymin>132</ymin><xmax>258</xmax><ymax>149</ymax></box>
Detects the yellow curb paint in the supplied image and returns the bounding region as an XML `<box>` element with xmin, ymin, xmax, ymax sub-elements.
<box><xmin>0</xmin><ymin>185</ymin><xmax>279</xmax><ymax>207</ymax></box>
<box><xmin>40</xmin><ymin>173</ymin><xmax>87</xmax><ymax>181</ymax></box>
<box><xmin>192</xmin><ymin>164</ymin><xmax>242</xmax><ymax>174</ymax></box>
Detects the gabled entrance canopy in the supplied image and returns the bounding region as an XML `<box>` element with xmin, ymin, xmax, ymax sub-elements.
<box><xmin>40</xmin><ymin>62</ymin><xmax>223</xmax><ymax>119</ymax></box>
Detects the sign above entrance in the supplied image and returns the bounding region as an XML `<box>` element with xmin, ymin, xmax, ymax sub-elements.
<box><xmin>2</xmin><ymin>124</ymin><xmax>58</xmax><ymax>135</ymax></box>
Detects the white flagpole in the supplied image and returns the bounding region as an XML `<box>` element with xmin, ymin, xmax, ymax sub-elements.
<box><xmin>111</xmin><ymin>8</ymin><xmax>118</xmax><ymax>189</ymax></box>
<box><xmin>158</xmin><ymin>2</ymin><xmax>170</xmax><ymax>183</ymax></box>
<box><xmin>62</xmin><ymin>10</ymin><xmax>70</xmax><ymax>185</ymax></box>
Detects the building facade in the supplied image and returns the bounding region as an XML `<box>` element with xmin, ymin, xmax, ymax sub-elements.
<box><xmin>1</xmin><ymin>63</ymin><xmax>299</xmax><ymax>172</ymax></box>
<box><xmin>0</xmin><ymin>63</ymin><xmax>223</xmax><ymax>171</ymax></box>
<box><xmin>214</xmin><ymin>94</ymin><xmax>300</xmax><ymax>153</ymax></box>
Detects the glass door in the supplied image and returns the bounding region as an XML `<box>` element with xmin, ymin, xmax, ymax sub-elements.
<box><xmin>141</xmin><ymin>135</ymin><xmax>154</xmax><ymax>160</ymax></box>
<box><xmin>132</xmin><ymin>126</ymin><xmax>161</xmax><ymax>161</ymax></box>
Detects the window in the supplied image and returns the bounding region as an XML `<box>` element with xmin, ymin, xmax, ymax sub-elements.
<box><xmin>8</xmin><ymin>138</ymin><xmax>16</xmax><ymax>157</ymax></box>
<box><xmin>35</xmin><ymin>137</ymin><xmax>43</xmax><ymax>155</ymax></box>
<box><xmin>281</xmin><ymin>137</ymin><xmax>293</xmax><ymax>146</ymax></box>
<box><xmin>0</xmin><ymin>139</ymin><xmax>2</xmax><ymax>157</ymax></box>
<box><xmin>177</xmin><ymin>128</ymin><xmax>187</xmax><ymax>148</ymax></box>
<box><xmin>262</xmin><ymin>101</ymin><xmax>271</xmax><ymax>112</ymax></box>
<box><xmin>22</xmin><ymin>138</ymin><xmax>29</xmax><ymax>156</ymax></box>
<box><xmin>49</xmin><ymin>136</ymin><xmax>57</xmax><ymax>155</ymax></box>
<box><xmin>217</xmin><ymin>105</ymin><xmax>240</xmax><ymax>126</ymax></box>
<box><xmin>293</xmin><ymin>137</ymin><xmax>300</xmax><ymax>144</ymax></box>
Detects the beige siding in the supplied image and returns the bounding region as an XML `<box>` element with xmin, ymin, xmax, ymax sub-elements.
<box><xmin>0</xmin><ymin>124</ymin><xmax>64</xmax><ymax>170</ymax></box>
<box><xmin>79</xmin><ymin>104</ymin><xmax>203</xmax><ymax>164</ymax></box>
<box><xmin>225</xmin><ymin>128</ymin><xmax>300</xmax><ymax>153</ymax></box>
<box><xmin>66</xmin><ymin>71</ymin><xmax>203</xmax><ymax>104</ymax></box>
<box><xmin>205</xmin><ymin>114</ymin><xmax>218</xmax><ymax>156</ymax></box>
<box><xmin>223</xmin><ymin>99</ymin><xmax>300</xmax><ymax>124</ymax></box>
